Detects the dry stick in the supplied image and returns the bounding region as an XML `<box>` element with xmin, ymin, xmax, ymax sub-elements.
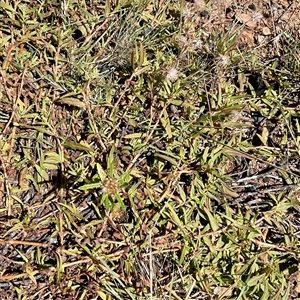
<box><xmin>0</xmin><ymin>240</ymin><xmax>47</xmax><ymax>247</ymax></box>
<box><xmin>58</xmin><ymin>211</ymin><xmax>64</xmax><ymax>255</ymax></box>
<box><xmin>241</xmin><ymin>185</ymin><xmax>296</xmax><ymax>197</ymax></box>
<box><xmin>83</xmin><ymin>80</ymin><xmax>107</xmax><ymax>151</ymax></box>
<box><xmin>0</xmin><ymin>153</ymin><xmax>11</xmax><ymax>216</ymax></box>
<box><xmin>0</xmin><ymin>253</ymin><xmax>15</xmax><ymax>263</ymax></box>
<box><xmin>223</xmin><ymin>146</ymin><xmax>299</xmax><ymax>178</ymax></box>
<box><xmin>149</xmin><ymin>230</ymin><xmax>153</xmax><ymax>298</ymax></box>
<box><xmin>0</xmin><ymin>270</ymin><xmax>40</xmax><ymax>281</ymax></box>
<box><xmin>62</xmin><ymin>258</ymin><xmax>91</xmax><ymax>268</ymax></box>
<box><xmin>156</xmin><ymin>167</ymin><xmax>185</xmax><ymax>204</ymax></box>
<box><xmin>8</xmin><ymin>64</ymin><xmax>27</xmax><ymax>163</ymax></box>
<box><xmin>235</xmin><ymin>160</ymin><xmax>288</xmax><ymax>183</ymax></box>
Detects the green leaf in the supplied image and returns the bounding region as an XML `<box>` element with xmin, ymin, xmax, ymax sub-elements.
<box><xmin>55</xmin><ymin>97</ymin><xmax>85</xmax><ymax>108</ymax></box>
<box><xmin>108</xmin><ymin>146</ymin><xmax>115</xmax><ymax>177</ymax></box>
<box><xmin>0</xmin><ymin>2</ymin><xmax>14</xmax><ymax>11</ymax></box>
<box><xmin>160</xmin><ymin>114</ymin><xmax>172</xmax><ymax>139</ymax></box>
<box><xmin>179</xmin><ymin>243</ymin><xmax>190</xmax><ymax>265</ymax></box>
<box><xmin>124</xmin><ymin>133</ymin><xmax>143</xmax><ymax>139</ymax></box>
<box><xmin>247</xmin><ymin>274</ymin><xmax>265</xmax><ymax>287</ymax></box>
<box><xmin>79</xmin><ymin>182</ymin><xmax>100</xmax><ymax>190</ymax></box>
<box><xmin>34</xmin><ymin>164</ymin><xmax>49</xmax><ymax>181</ymax></box>
<box><xmin>63</xmin><ymin>141</ymin><xmax>94</xmax><ymax>152</ymax></box>
<box><xmin>155</xmin><ymin>153</ymin><xmax>178</xmax><ymax>166</ymax></box>
<box><xmin>44</xmin><ymin>152</ymin><xmax>63</xmax><ymax>164</ymax></box>
<box><xmin>43</xmin><ymin>163</ymin><xmax>58</xmax><ymax>170</ymax></box>
<box><xmin>203</xmin><ymin>207</ymin><xmax>219</xmax><ymax>231</ymax></box>
<box><xmin>115</xmin><ymin>193</ymin><xmax>125</xmax><ymax>210</ymax></box>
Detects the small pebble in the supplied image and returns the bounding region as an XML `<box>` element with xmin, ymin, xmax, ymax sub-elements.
<box><xmin>169</xmin><ymin>104</ymin><xmax>178</xmax><ymax>113</ymax></box>
<box><xmin>200</xmin><ymin>10</ymin><xmax>209</xmax><ymax>18</ymax></box>
<box><xmin>248</xmin><ymin>4</ymin><xmax>256</xmax><ymax>10</ymax></box>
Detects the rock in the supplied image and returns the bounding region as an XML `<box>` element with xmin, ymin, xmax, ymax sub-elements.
<box><xmin>262</xmin><ymin>26</ymin><xmax>271</xmax><ymax>35</ymax></box>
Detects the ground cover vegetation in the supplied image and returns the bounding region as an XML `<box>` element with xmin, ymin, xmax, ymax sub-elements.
<box><xmin>1</xmin><ymin>0</ymin><xmax>300</xmax><ymax>299</ymax></box>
